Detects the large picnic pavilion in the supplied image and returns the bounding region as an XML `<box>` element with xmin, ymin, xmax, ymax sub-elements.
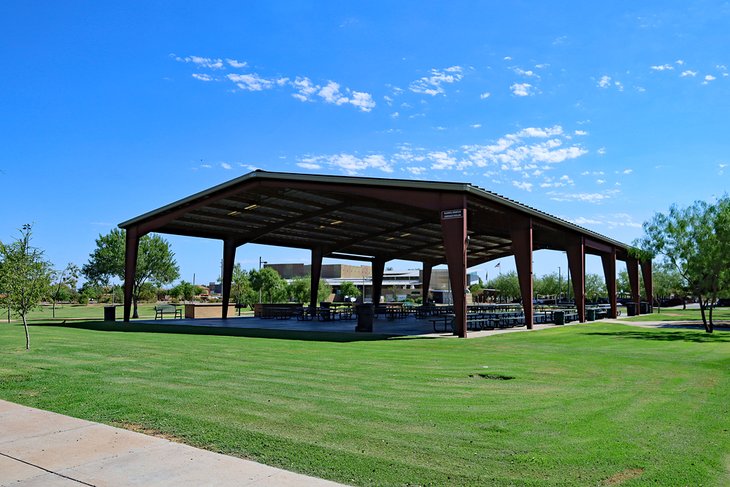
<box><xmin>119</xmin><ymin>170</ymin><xmax>652</xmax><ymax>337</ymax></box>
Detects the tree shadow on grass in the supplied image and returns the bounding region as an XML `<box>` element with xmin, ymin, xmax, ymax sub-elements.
<box><xmin>582</xmin><ymin>329</ymin><xmax>730</xmax><ymax>343</ymax></box>
<box><xmin>30</xmin><ymin>321</ymin><xmax>403</xmax><ymax>343</ymax></box>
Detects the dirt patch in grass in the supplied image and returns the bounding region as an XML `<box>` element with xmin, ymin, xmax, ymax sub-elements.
<box><xmin>116</xmin><ymin>422</ymin><xmax>186</xmax><ymax>443</ymax></box>
<box><xmin>602</xmin><ymin>467</ymin><xmax>644</xmax><ymax>485</ymax></box>
<box><xmin>469</xmin><ymin>373</ymin><xmax>515</xmax><ymax>380</ymax></box>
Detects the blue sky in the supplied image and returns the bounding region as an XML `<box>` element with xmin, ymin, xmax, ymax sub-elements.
<box><xmin>2</xmin><ymin>1</ymin><xmax>729</xmax><ymax>285</ymax></box>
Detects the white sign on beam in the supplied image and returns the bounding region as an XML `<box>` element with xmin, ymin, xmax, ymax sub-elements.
<box><xmin>441</xmin><ymin>209</ymin><xmax>464</xmax><ymax>220</ymax></box>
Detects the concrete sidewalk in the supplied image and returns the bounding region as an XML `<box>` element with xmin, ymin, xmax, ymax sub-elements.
<box><xmin>0</xmin><ymin>400</ymin><xmax>347</xmax><ymax>486</ymax></box>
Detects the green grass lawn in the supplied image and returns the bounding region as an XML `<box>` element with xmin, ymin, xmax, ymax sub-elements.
<box><xmin>619</xmin><ymin>306</ymin><xmax>730</xmax><ymax>323</ymax></box>
<box><xmin>1</xmin><ymin>321</ymin><xmax>728</xmax><ymax>486</ymax></box>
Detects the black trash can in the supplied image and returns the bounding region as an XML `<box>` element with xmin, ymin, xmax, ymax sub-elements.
<box><xmin>553</xmin><ymin>310</ymin><xmax>565</xmax><ymax>326</ymax></box>
<box><xmin>640</xmin><ymin>302</ymin><xmax>651</xmax><ymax>314</ymax></box>
<box><xmin>104</xmin><ymin>305</ymin><xmax>116</xmax><ymax>322</ymax></box>
<box><xmin>625</xmin><ymin>302</ymin><xmax>637</xmax><ymax>316</ymax></box>
<box><xmin>586</xmin><ymin>308</ymin><xmax>596</xmax><ymax>321</ymax></box>
<box><xmin>356</xmin><ymin>304</ymin><xmax>374</xmax><ymax>332</ymax></box>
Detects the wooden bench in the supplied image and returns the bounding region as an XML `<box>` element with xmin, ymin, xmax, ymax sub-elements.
<box><xmin>154</xmin><ymin>304</ymin><xmax>182</xmax><ymax>320</ymax></box>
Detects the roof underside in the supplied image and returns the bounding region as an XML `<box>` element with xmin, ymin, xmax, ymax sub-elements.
<box><xmin>120</xmin><ymin>171</ymin><xmax>630</xmax><ymax>266</ymax></box>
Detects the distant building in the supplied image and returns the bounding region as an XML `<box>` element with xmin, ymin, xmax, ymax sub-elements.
<box><xmin>265</xmin><ymin>263</ymin><xmax>478</xmax><ymax>303</ymax></box>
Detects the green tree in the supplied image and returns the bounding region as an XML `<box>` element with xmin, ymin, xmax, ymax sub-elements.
<box><xmin>172</xmin><ymin>281</ymin><xmax>198</xmax><ymax>302</ymax></box>
<box><xmin>82</xmin><ymin>229</ymin><xmax>180</xmax><ymax>318</ymax></box>
<box><xmin>287</xmin><ymin>276</ymin><xmax>310</xmax><ymax>304</ymax></box>
<box><xmin>231</xmin><ymin>264</ymin><xmax>257</xmax><ymax>306</ymax></box>
<box><xmin>638</xmin><ymin>197</ymin><xmax>730</xmax><ymax>332</ymax></box>
<box><xmin>487</xmin><ymin>271</ymin><xmax>521</xmax><ymax>302</ymax></box>
<box><xmin>286</xmin><ymin>276</ymin><xmax>331</xmax><ymax>304</ymax></box>
<box><xmin>338</xmin><ymin>281</ymin><xmax>361</xmax><ymax>300</ymax></box>
<box><xmin>534</xmin><ymin>272</ymin><xmax>561</xmax><ymax>297</ymax></box>
<box><xmin>652</xmin><ymin>262</ymin><xmax>687</xmax><ymax>308</ymax></box>
<box><xmin>50</xmin><ymin>263</ymin><xmax>79</xmax><ymax>318</ymax></box>
<box><xmin>585</xmin><ymin>273</ymin><xmax>607</xmax><ymax>303</ymax></box>
<box><xmin>0</xmin><ymin>224</ymin><xmax>52</xmax><ymax>349</ymax></box>
<box><xmin>249</xmin><ymin>267</ymin><xmax>288</xmax><ymax>303</ymax></box>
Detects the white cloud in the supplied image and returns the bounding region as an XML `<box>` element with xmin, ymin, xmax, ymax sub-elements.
<box><xmin>515</xmin><ymin>126</ymin><xmax>563</xmax><ymax>138</ymax></box>
<box><xmin>174</xmin><ymin>55</ymin><xmax>224</xmax><ymax>69</ymax></box>
<box><xmin>675</xmin><ymin>59</ymin><xmax>685</xmax><ymax>66</ymax></box>
<box><xmin>513</xmin><ymin>67</ymin><xmax>536</xmax><ymax>77</ymax></box>
<box><xmin>405</xmin><ymin>166</ymin><xmax>427</xmax><ymax>175</ymax></box>
<box><xmin>470</xmin><ymin>123</ymin><xmax>482</xmax><ymax>128</ymax></box>
<box><xmin>299</xmin><ymin>154</ymin><xmax>393</xmax><ymax>175</ymax></box>
<box><xmin>318</xmin><ymin>81</ymin><xmax>349</xmax><ymax>105</ymax></box>
<box><xmin>391</xmin><ymin>111</ymin><xmax>400</xmax><ymax>118</ymax></box>
<box><xmin>650</xmin><ymin>64</ymin><xmax>674</xmax><ymax>71</ymax></box>
<box><xmin>622</xmin><ymin>169</ymin><xmax>633</xmax><ymax>174</ymax></box>
<box><xmin>409</xmin><ymin>66</ymin><xmax>464</xmax><ymax>96</ymax></box>
<box><xmin>512</xmin><ymin>180</ymin><xmax>533</xmax><ymax>191</ymax></box>
<box><xmin>596</xmin><ymin>179</ymin><xmax>605</xmax><ymax>185</ymax></box>
<box><xmin>480</xmin><ymin>92</ymin><xmax>491</xmax><ymax>99</ymax></box>
<box><xmin>681</xmin><ymin>70</ymin><xmax>698</xmax><ymax>77</ymax></box>
<box><xmin>291</xmin><ymin>77</ymin><xmax>319</xmax><ymax>101</ymax></box>
<box><xmin>220</xmin><ymin>162</ymin><xmax>232</xmax><ymax>170</ymax></box>
<box><xmin>192</xmin><ymin>73</ymin><xmax>213</xmax><ymax>81</ymax></box>
<box><xmin>297</xmin><ymin>162</ymin><xmax>322</xmax><ymax>170</ymax></box>
<box><xmin>574</xmin><ymin>130</ymin><xmax>588</xmax><ymax>136</ymax></box>
<box><xmin>598</xmin><ymin>75</ymin><xmax>612</xmax><ymax>88</ymax></box>
<box><xmin>226</xmin><ymin>58</ymin><xmax>247</xmax><ymax>68</ymax></box>
<box><xmin>510</xmin><ymin>82</ymin><xmax>535</xmax><ymax>96</ymax></box>
<box><xmin>503</xmin><ymin>56</ymin><xmax>512</xmax><ymax>61</ymax></box>
<box><xmin>597</xmin><ymin>147</ymin><xmax>607</xmax><ymax>155</ymax></box>
<box><xmin>570</xmin><ymin>213</ymin><xmax>641</xmax><ymax>229</ymax></box>
<box><xmin>227</xmin><ymin>73</ymin><xmax>273</xmax><ymax>91</ymax></box>
<box><xmin>703</xmin><ymin>74</ymin><xmax>717</xmax><ymax>84</ymax></box>
<box><xmin>548</xmin><ymin>189</ymin><xmax>619</xmax><ymax>203</ymax></box>
<box><xmin>383</xmin><ymin>95</ymin><xmax>393</xmax><ymax>105</ymax></box>
<box><xmin>349</xmin><ymin>91</ymin><xmax>376</xmax><ymax>112</ymax></box>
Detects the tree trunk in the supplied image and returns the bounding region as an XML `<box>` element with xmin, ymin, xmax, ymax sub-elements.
<box><xmin>52</xmin><ymin>299</ymin><xmax>56</xmax><ymax>318</ymax></box>
<box><xmin>707</xmin><ymin>298</ymin><xmax>715</xmax><ymax>333</ymax></box>
<box><xmin>22</xmin><ymin>314</ymin><xmax>30</xmax><ymax>350</ymax></box>
<box><xmin>132</xmin><ymin>296</ymin><xmax>139</xmax><ymax>319</ymax></box>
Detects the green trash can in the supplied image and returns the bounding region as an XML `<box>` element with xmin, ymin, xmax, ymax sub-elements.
<box><xmin>356</xmin><ymin>304</ymin><xmax>374</xmax><ymax>332</ymax></box>
<box><xmin>104</xmin><ymin>305</ymin><xmax>116</xmax><ymax>322</ymax></box>
<box><xmin>586</xmin><ymin>308</ymin><xmax>596</xmax><ymax>321</ymax></box>
<box><xmin>553</xmin><ymin>310</ymin><xmax>565</xmax><ymax>326</ymax></box>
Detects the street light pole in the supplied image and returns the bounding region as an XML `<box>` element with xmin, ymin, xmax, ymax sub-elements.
<box><xmin>258</xmin><ymin>257</ymin><xmax>267</xmax><ymax>303</ymax></box>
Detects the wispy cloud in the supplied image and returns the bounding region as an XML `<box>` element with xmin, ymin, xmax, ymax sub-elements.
<box><xmin>511</xmin><ymin>83</ymin><xmax>536</xmax><ymax>96</ymax></box>
<box><xmin>297</xmin><ymin>154</ymin><xmax>393</xmax><ymax>175</ymax></box>
<box><xmin>220</xmin><ymin>162</ymin><xmax>232</xmax><ymax>170</ymax></box>
<box><xmin>548</xmin><ymin>189</ymin><xmax>620</xmax><ymax>203</ymax></box>
<box><xmin>174</xmin><ymin>55</ymin><xmax>224</xmax><ymax>69</ymax></box>
<box><xmin>512</xmin><ymin>180</ymin><xmax>533</xmax><ymax>191</ymax></box>
<box><xmin>409</xmin><ymin>66</ymin><xmax>464</xmax><ymax>96</ymax></box>
<box><xmin>175</xmin><ymin>54</ymin><xmax>374</xmax><ymax>112</ymax></box>
<box><xmin>680</xmin><ymin>70</ymin><xmax>698</xmax><ymax>77</ymax></box>
<box><xmin>650</xmin><ymin>64</ymin><xmax>674</xmax><ymax>71</ymax></box>
<box><xmin>480</xmin><ymin>92</ymin><xmax>491</xmax><ymax>99</ymax></box>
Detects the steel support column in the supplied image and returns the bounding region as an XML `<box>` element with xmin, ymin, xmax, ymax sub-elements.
<box><xmin>123</xmin><ymin>227</ymin><xmax>140</xmax><ymax>322</ymax></box>
<box><xmin>510</xmin><ymin>219</ymin><xmax>533</xmax><ymax>329</ymax></box>
<box><xmin>567</xmin><ymin>237</ymin><xmax>586</xmax><ymax>322</ymax></box>
<box><xmin>309</xmin><ymin>248</ymin><xmax>323</xmax><ymax>314</ymax></box>
<box><xmin>421</xmin><ymin>263</ymin><xmax>433</xmax><ymax>304</ymax></box>
<box><xmin>601</xmin><ymin>249</ymin><xmax>618</xmax><ymax>318</ymax></box>
<box><xmin>441</xmin><ymin>205</ymin><xmax>468</xmax><ymax>338</ymax></box>
<box><xmin>221</xmin><ymin>239</ymin><xmax>237</xmax><ymax>319</ymax></box>
<box><xmin>371</xmin><ymin>258</ymin><xmax>385</xmax><ymax>305</ymax></box>
<box><xmin>627</xmin><ymin>256</ymin><xmax>641</xmax><ymax>315</ymax></box>
<box><xmin>641</xmin><ymin>260</ymin><xmax>653</xmax><ymax>311</ymax></box>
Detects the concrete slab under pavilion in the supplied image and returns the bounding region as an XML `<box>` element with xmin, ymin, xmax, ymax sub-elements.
<box><xmin>119</xmin><ymin>170</ymin><xmax>653</xmax><ymax>337</ymax></box>
<box><xmin>138</xmin><ymin>315</ymin><xmax>575</xmax><ymax>339</ymax></box>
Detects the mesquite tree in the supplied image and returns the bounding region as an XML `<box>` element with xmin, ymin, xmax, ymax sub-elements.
<box><xmin>0</xmin><ymin>224</ymin><xmax>52</xmax><ymax>349</ymax></box>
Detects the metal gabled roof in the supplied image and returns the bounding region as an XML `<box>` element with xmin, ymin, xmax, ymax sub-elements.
<box><xmin>120</xmin><ymin>170</ymin><xmax>630</xmax><ymax>265</ymax></box>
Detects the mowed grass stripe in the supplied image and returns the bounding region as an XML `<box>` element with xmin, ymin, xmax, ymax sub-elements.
<box><xmin>0</xmin><ymin>321</ymin><xmax>728</xmax><ymax>486</ymax></box>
